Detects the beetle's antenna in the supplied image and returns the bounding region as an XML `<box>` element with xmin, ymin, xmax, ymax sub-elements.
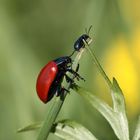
<box><xmin>87</xmin><ymin>25</ymin><xmax>93</xmax><ymax>35</ymax></box>
<box><xmin>69</xmin><ymin>50</ymin><xmax>76</xmax><ymax>57</ymax></box>
<box><xmin>85</xmin><ymin>25</ymin><xmax>93</xmax><ymax>35</ymax></box>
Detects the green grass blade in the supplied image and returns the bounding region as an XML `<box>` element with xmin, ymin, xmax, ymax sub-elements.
<box><xmin>132</xmin><ymin>116</ymin><xmax>140</xmax><ymax>140</ymax></box>
<box><xmin>52</xmin><ymin>120</ymin><xmax>98</xmax><ymax>140</ymax></box>
<box><xmin>85</xmin><ymin>44</ymin><xmax>112</xmax><ymax>89</ymax></box>
<box><xmin>37</xmin><ymin>96</ymin><xmax>65</xmax><ymax>140</ymax></box>
<box><xmin>17</xmin><ymin>122</ymin><xmax>42</xmax><ymax>133</ymax></box>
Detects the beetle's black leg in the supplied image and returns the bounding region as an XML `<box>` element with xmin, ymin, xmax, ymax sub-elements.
<box><xmin>55</xmin><ymin>85</ymin><xmax>61</xmax><ymax>96</ymax></box>
<box><xmin>55</xmin><ymin>85</ymin><xmax>70</xmax><ymax>99</ymax></box>
<box><xmin>59</xmin><ymin>87</ymin><xmax>70</xmax><ymax>101</ymax></box>
<box><xmin>76</xmin><ymin>73</ymin><xmax>85</xmax><ymax>81</ymax></box>
<box><xmin>65</xmin><ymin>74</ymin><xmax>74</xmax><ymax>83</ymax></box>
<box><xmin>70</xmin><ymin>82</ymin><xmax>79</xmax><ymax>90</ymax></box>
<box><xmin>72</xmin><ymin>70</ymin><xmax>85</xmax><ymax>81</ymax></box>
<box><xmin>66</xmin><ymin>68</ymin><xmax>85</xmax><ymax>81</ymax></box>
<box><xmin>76</xmin><ymin>63</ymin><xmax>79</xmax><ymax>72</ymax></box>
<box><xmin>62</xmin><ymin>87</ymin><xmax>70</xmax><ymax>93</ymax></box>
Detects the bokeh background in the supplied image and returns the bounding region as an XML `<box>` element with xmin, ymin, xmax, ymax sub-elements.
<box><xmin>0</xmin><ymin>0</ymin><xmax>140</xmax><ymax>139</ymax></box>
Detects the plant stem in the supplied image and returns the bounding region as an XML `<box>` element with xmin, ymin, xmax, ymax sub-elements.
<box><xmin>85</xmin><ymin>45</ymin><xmax>112</xmax><ymax>89</ymax></box>
<box><xmin>37</xmin><ymin>49</ymin><xmax>85</xmax><ymax>140</ymax></box>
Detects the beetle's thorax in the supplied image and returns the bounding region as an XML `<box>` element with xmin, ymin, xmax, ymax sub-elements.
<box><xmin>54</xmin><ymin>56</ymin><xmax>72</xmax><ymax>70</ymax></box>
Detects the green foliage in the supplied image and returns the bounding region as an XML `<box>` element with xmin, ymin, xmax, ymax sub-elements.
<box><xmin>17</xmin><ymin>39</ymin><xmax>140</xmax><ymax>140</ymax></box>
<box><xmin>18</xmin><ymin>122</ymin><xmax>42</xmax><ymax>133</ymax></box>
<box><xmin>17</xmin><ymin>120</ymin><xmax>98</xmax><ymax>140</ymax></box>
<box><xmin>52</xmin><ymin>120</ymin><xmax>98</xmax><ymax>140</ymax></box>
<box><xmin>1</xmin><ymin>1</ymin><xmax>139</xmax><ymax>140</ymax></box>
<box><xmin>73</xmin><ymin>84</ymin><xmax>129</xmax><ymax>140</ymax></box>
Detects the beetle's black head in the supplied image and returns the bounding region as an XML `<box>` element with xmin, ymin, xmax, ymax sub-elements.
<box><xmin>74</xmin><ymin>34</ymin><xmax>91</xmax><ymax>51</ymax></box>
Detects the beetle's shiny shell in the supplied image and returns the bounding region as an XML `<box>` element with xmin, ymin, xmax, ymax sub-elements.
<box><xmin>36</xmin><ymin>61</ymin><xmax>58</xmax><ymax>103</ymax></box>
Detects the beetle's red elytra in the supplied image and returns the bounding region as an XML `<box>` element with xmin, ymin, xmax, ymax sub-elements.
<box><xmin>36</xmin><ymin>61</ymin><xmax>58</xmax><ymax>103</ymax></box>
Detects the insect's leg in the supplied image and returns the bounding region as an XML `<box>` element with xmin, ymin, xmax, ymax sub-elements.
<box><xmin>76</xmin><ymin>63</ymin><xmax>79</xmax><ymax>72</ymax></box>
<box><xmin>66</xmin><ymin>68</ymin><xmax>85</xmax><ymax>81</ymax></box>
<box><xmin>58</xmin><ymin>86</ymin><xmax>70</xmax><ymax>101</ymax></box>
<box><xmin>62</xmin><ymin>87</ymin><xmax>70</xmax><ymax>93</ymax></box>
<box><xmin>54</xmin><ymin>86</ymin><xmax>69</xmax><ymax>98</ymax></box>
<box><xmin>55</xmin><ymin>86</ymin><xmax>60</xmax><ymax>96</ymax></box>
<box><xmin>64</xmin><ymin>73</ymin><xmax>74</xmax><ymax>83</ymax></box>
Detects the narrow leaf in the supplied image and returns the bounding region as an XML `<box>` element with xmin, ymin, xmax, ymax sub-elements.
<box><xmin>73</xmin><ymin>86</ymin><xmax>122</xmax><ymax>140</ymax></box>
<box><xmin>17</xmin><ymin>122</ymin><xmax>42</xmax><ymax>133</ymax></box>
<box><xmin>52</xmin><ymin>120</ymin><xmax>98</xmax><ymax>140</ymax></box>
<box><xmin>133</xmin><ymin>116</ymin><xmax>140</xmax><ymax>140</ymax></box>
<box><xmin>112</xmin><ymin>77</ymin><xmax>126</xmax><ymax>113</ymax></box>
<box><xmin>112</xmin><ymin>78</ymin><xmax>129</xmax><ymax>140</ymax></box>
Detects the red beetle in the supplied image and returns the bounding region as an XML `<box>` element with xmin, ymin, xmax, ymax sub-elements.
<box><xmin>36</xmin><ymin>56</ymin><xmax>83</xmax><ymax>103</ymax></box>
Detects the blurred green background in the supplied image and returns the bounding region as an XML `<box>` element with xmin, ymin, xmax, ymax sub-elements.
<box><xmin>0</xmin><ymin>0</ymin><xmax>140</xmax><ymax>139</ymax></box>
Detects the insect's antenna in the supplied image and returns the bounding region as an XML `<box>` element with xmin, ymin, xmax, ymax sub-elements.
<box><xmin>69</xmin><ymin>50</ymin><xmax>76</xmax><ymax>57</ymax></box>
<box><xmin>87</xmin><ymin>25</ymin><xmax>93</xmax><ymax>35</ymax></box>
